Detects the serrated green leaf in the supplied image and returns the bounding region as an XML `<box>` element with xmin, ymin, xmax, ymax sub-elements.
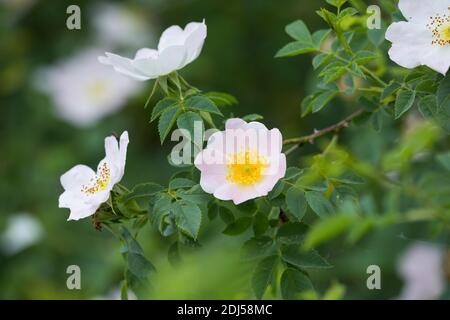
<box><xmin>281</xmin><ymin>244</ymin><xmax>332</xmax><ymax>268</ymax></box>
<box><xmin>251</xmin><ymin>255</ymin><xmax>278</xmax><ymax>299</ymax></box>
<box><xmin>285</xmin><ymin>20</ymin><xmax>313</xmax><ymax>43</ymax></box>
<box><xmin>204</xmin><ymin>91</ymin><xmax>238</xmax><ymax>107</ymax></box>
<box><xmin>151</xmin><ymin>98</ymin><xmax>179</xmax><ymax>122</ymax></box>
<box><xmin>311</xmin><ymin>90</ymin><xmax>339</xmax><ymax>113</ymax></box>
<box><xmin>437</xmin><ymin>74</ymin><xmax>450</xmax><ymax>106</ymax></box>
<box><xmin>184</xmin><ymin>95</ymin><xmax>222</xmax><ymax>116</ymax></box>
<box><xmin>172</xmin><ymin>200</ymin><xmax>202</xmax><ymax>239</ymax></box>
<box><xmin>223</xmin><ymin>217</ymin><xmax>252</xmax><ymax>235</ymax></box>
<box><xmin>242</xmin><ymin>236</ymin><xmax>275</xmax><ymax>261</ymax></box>
<box><xmin>120</xmin><ymin>183</ymin><xmax>164</xmax><ymax>203</ymax></box>
<box><xmin>276</xmin><ymin>222</ymin><xmax>309</xmax><ymax>245</ymax></box>
<box><xmin>286</xmin><ymin>187</ymin><xmax>307</xmax><ymax>221</ymax></box>
<box><xmin>395</xmin><ymin>89</ymin><xmax>416</xmax><ymax>119</ymax></box>
<box><xmin>305</xmin><ymin>191</ymin><xmax>334</xmax><ymax>218</ymax></box>
<box><xmin>177</xmin><ymin>185</ymin><xmax>211</xmax><ymax>205</ymax></box>
<box><xmin>169</xmin><ymin>178</ymin><xmax>196</xmax><ymax>190</ymax></box>
<box><xmin>381</xmin><ymin>81</ymin><xmax>401</xmax><ymax>100</ymax></box>
<box><xmin>281</xmin><ymin>268</ymin><xmax>314</xmax><ymax>300</ymax></box>
<box><xmin>158</xmin><ymin>105</ymin><xmax>181</xmax><ymax>143</ymax></box>
<box><xmin>275</xmin><ymin>42</ymin><xmax>316</xmax><ymax>57</ymax></box>
<box><xmin>176</xmin><ymin>111</ymin><xmax>204</xmax><ymax>144</ymax></box>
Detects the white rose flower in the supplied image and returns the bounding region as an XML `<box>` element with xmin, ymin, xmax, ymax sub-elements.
<box><xmin>59</xmin><ymin>131</ymin><xmax>129</xmax><ymax>221</ymax></box>
<box><xmin>397</xmin><ymin>242</ymin><xmax>446</xmax><ymax>300</ymax></box>
<box><xmin>1</xmin><ymin>213</ymin><xmax>43</xmax><ymax>255</ymax></box>
<box><xmin>385</xmin><ymin>0</ymin><xmax>450</xmax><ymax>75</ymax></box>
<box><xmin>98</xmin><ymin>20</ymin><xmax>207</xmax><ymax>81</ymax></box>
<box><xmin>194</xmin><ymin>118</ymin><xmax>286</xmax><ymax>205</ymax></box>
<box><xmin>37</xmin><ymin>49</ymin><xmax>142</xmax><ymax>127</ymax></box>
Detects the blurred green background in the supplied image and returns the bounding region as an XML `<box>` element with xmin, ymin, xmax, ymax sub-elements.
<box><xmin>0</xmin><ymin>0</ymin><xmax>448</xmax><ymax>299</ymax></box>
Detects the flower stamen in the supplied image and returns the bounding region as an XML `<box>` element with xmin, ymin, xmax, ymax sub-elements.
<box><xmin>81</xmin><ymin>162</ymin><xmax>111</xmax><ymax>194</ymax></box>
<box><xmin>427</xmin><ymin>13</ymin><xmax>450</xmax><ymax>46</ymax></box>
<box><xmin>226</xmin><ymin>150</ymin><xmax>268</xmax><ymax>186</ymax></box>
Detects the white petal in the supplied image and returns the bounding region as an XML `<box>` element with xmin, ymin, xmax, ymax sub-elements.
<box><xmin>225</xmin><ymin>118</ymin><xmax>248</xmax><ymax>130</ymax></box>
<box><xmin>134</xmin><ymin>48</ymin><xmax>158</xmax><ymax>60</ymax></box>
<box><xmin>67</xmin><ymin>203</ymin><xmax>100</xmax><ymax>221</ymax></box>
<box><xmin>132</xmin><ymin>45</ymin><xmax>188</xmax><ymax>77</ymax></box>
<box><xmin>99</xmin><ymin>53</ymin><xmax>151</xmax><ymax>81</ymax></box>
<box><xmin>183</xmin><ymin>21</ymin><xmax>207</xmax><ymax>64</ymax></box>
<box><xmin>398</xmin><ymin>0</ymin><xmax>449</xmax><ymax>23</ymax></box>
<box><xmin>158</xmin><ymin>25</ymin><xmax>185</xmax><ymax>52</ymax></box>
<box><xmin>60</xmin><ymin>165</ymin><xmax>95</xmax><ymax>191</ymax></box>
<box><xmin>422</xmin><ymin>45</ymin><xmax>450</xmax><ymax>75</ymax></box>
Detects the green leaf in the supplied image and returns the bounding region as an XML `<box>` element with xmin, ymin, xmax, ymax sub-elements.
<box><xmin>169</xmin><ymin>178</ymin><xmax>196</xmax><ymax>190</ymax></box>
<box><xmin>251</xmin><ymin>255</ymin><xmax>279</xmax><ymax>299</ymax></box>
<box><xmin>253</xmin><ymin>212</ymin><xmax>269</xmax><ymax>236</ymax></box>
<box><xmin>332</xmin><ymin>171</ymin><xmax>365</xmax><ymax>185</ymax></box>
<box><xmin>394</xmin><ymin>89</ymin><xmax>416</xmax><ymax>119</ymax></box>
<box><xmin>204</xmin><ymin>91</ymin><xmax>238</xmax><ymax>107</ymax></box>
<box><xmin>437</xmin><ymin>74</ymin><xmax>450</xmax><ymax>106</ymax></box>
<box><xmin>176</xmin><ymin>111</ymin><xmax>204</xmax><ymax>143</ymax></box>
<box><xmin>276</xmin><ymin>222</ymin><xmax>309</xmax><ymax>245</ymax></box>
<box><xmin>242</xmin><ymin>236</ymin><xmax>275</xmax><ymax>261</ymax></box>
<box><xmin>286</xmin><ymin>187</ymin><xmax>307</xmax><ymax>221</ymax></box>
<box><xmin>275</xmin><ymin>42</ymin><xmax>316</xmax><ymax>58</ymax></box>
<box><xmin>158</xmin><ymin>105</ymin><xmax>181</xmax><ymax>143</ymax></box>
<box><xmin>325</xmin><ymin>0</ymin><xmax>347</xmax><ymax>9</ymax></box>
<box><xmin>151</xmin><ymin>98</ymin><xmax>178</xmax><ymax>122</ymax></box>
<box><xmin>177</xmin><ymin>185</ymin><xmax>211</xmax><ymax>205</ymax></box>
<box><xmin>312</xmin><ymin>29</ymin><xmax>331</xmax><ymax>48</ymax></box>
<box><xmin>303</xmin><ymin>214</ymin><xmax>355</xmax><ymax>249</ymax></box>
<box><xmin>281</xmin><ymin>245</ymin><xmax>332</xmax><ymax>268</ymax></box>
<box><xmin>312</xmin><ymin>53</ymin><xmax>333</xmax><ymax>70</ymax></box>
<box><xmin>381</xmin><ymin>81</ymin><xmax>401</xmax><ymax>100</ymax></box>
<box><xmin>368</xmin><ymin>28</ymin><xmax>386</xmax><ymax>47</ymax></box>
<box><xmin>281</xmin><ymin>268</ymin><xmax>314</xmax><ymax>300</ymax></box>
<box><xmin>127</xmin><ymin>252</ymin><xmax>156</xmax><ymax>280</ymax></box>
<box><xmin>172</xmin><ymin>200</ymin><xmax>202</xmax><ymax>239</ymax></box>
<box><xmin>223</xmin><ymin>217</ymin><xmax>252</xmax><ymax>235</ymax></box>
<box><xmin>242</xmin><ymin>113</ymin><xmax>264</xmax><ymax>121</ymax></box>
<box><xmin>184</xmin><ymin>95</ymin><xmax>223</xmax><ymax>116</ymax></box>
<box><xmin>353</xmin><ymin>51</ymin><xmax>378</xmax><ymax>65</ymax></box>
<box><xmin>120</xmin><ymin>183</ymin><xmax>164</xmax><ymax>203</ymax></box>
<box><xmin>337</xmin><ymin>7</ymin><xmax>358</xmax><ymax>20</ymax></box>
<box><xmin>305</xmin><ymin>191</ymin><xmax>334</xmax><ymax>218</ymax></box>
<box><xmin>311</xmin><ymin>90</ymin><xmax>339</xmax><ymax>113</ymax></box>
<box><xmin>285</xmin><ymin>20</ymin><xmax>313</xmax><ymax>43</ymax></box>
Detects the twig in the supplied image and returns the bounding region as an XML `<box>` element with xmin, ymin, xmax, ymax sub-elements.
<box><xmin>283</xmin><ymin>108</ymin><xmax>365</xmax><ymax>155</ymax></box>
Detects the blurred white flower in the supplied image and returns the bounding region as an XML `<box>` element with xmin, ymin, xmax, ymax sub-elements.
<box><xmin>92</xmin><ymin>3</ymin><xmax>154</xmax><ymax>48</ymax></box>
<box><xmin>37</xmin><ymin>49</ymin><xmax>142</xmax><ymax>127</ymax></box>
<box><xmin>59</xmin><ymin>131</ymin><xmax>129</xmax><ymax>221</ymax></box>
<box><xmin>397</xmin><ymin>242</ymin><xmax>446</xmax><ymax>300</ymax></box>
<box><xmin>385</xmin><ymin>0</ymin><xmax>450</xmax><ymax>75</ymax></box>
<box><xmin>99</xmin><ymin>20</ymin><xmax>207</xmax><ymax>81</ymax></box>
<box><xmin>194</xmin><ymin>118</ymin><xmax>286</xmax><ymax>205</ymax></box>
<box><xmin>1</xmin><ymin>213</ymin><xmax>43</xmax><ymax>255</ymax></box>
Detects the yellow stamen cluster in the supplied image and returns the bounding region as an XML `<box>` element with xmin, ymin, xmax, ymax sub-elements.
<box><xmin>427</xmin><ymin>11</ymin><xmax>450</xmax><ymax>46</ymax></box>
<box><xmin>81</xmin><ymin>162</ymin><xmax>111</xmax><ymax>194</ymax></box>
<box><xmin>226</xmin><ymin>150</ymin><xmax>268</xmax><ymax>186</ymax></box>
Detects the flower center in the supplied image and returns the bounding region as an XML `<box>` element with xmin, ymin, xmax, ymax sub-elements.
<box><xmin>226</xmin><ymin>150</ymin><xmax>268</xmax><ymax>186</ymax></box>
<box><xmin>86</xmin><ymin>80</ymin><xmax>107</xmax><ymax>100</ymax></box>
<box><xmin>427</xmin><ymin>12</ymin><xmax>450</xmax><ymax>46</ymax></box>
<box><xmin>81</xmin><ymin>162</ymin><xmax>111</xmax><ymax>194</ymax></box>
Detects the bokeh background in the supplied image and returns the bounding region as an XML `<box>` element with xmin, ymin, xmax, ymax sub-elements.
<box><xmin>0</xmin><ymin>0</ymin><xmax>449</xmax><ymax>299</ymax></box>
